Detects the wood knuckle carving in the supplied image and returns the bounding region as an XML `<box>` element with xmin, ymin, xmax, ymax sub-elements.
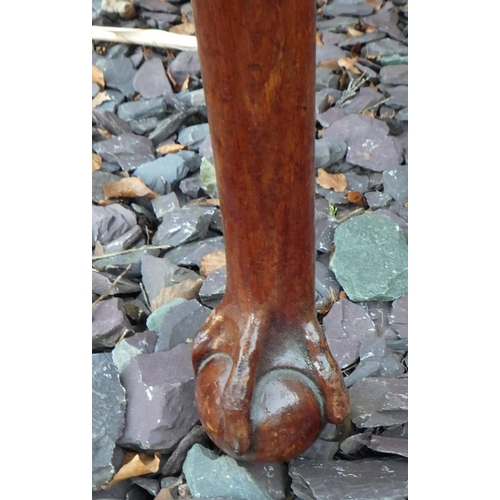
<box><xmin>191</xmin><ymin>0</ymin><xmax>349</xmax><ymax>463</ymax></box>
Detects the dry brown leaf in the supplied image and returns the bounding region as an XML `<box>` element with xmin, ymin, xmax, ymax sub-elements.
<box><xmin>156</xmin><ymin>143</ymin><xmax>187</xmax><ymax>155</ymax></box>
<box><xmin>316</xmin><ymin>168</ymin><xmax>347</xmax><ymax>192</ymax></box>
<box><xmin>92</xmin><ymin>153</ymin><xmax>102</xmax><ymax>172</ymax></box>
<box><xmin>404</xmin><ymin>202</ymin><xmax>408</xmax><ymax>208</ymax></box>
<box><xmin>365</xmin><ymin>0</ymin><xmax>383</xmax><ymax>11</ymax></box>
<box><xmin>105</xmin><ymin>452</ymin><xmax>161</xmax><ymax>489</ymax></box>
<box><xmin>316</xmin><ymin>31</ymin><xmax>324</xmax><ymax>46</ymax></box>
<box><xmin>338</xmin><ymin>57</ymin><xmax>362</xmax><ymax>75</ymax></box>
<box><xmin>339</xmin><ymin>291</ymin><xmax>348</xmax><ymax>299</ymax></box>
<box><xmin>104</xmin><ymin>177</ymin><xmax>159</xmax><ymax>199</ymax></box>
<box><xmin>92</xmin><ymin>91</ymin><xmax>110</xmax><ymax>108</ymax></box>
<box><xmin>200</xmin><ymin>251</ymin><xmax>227</xmax><ymax>277</ymax></box>
<box><xmin>166</xmin><ymin>66</ymin><xmax>177</xmax><ymax>88</ymax></box>
<box><xmin>93</xmin><ymin>240</ymin><xmax>104</xmax><ymax>257</ymax></box>
<box><xmin>92</xmin><ymin>65</ymin><xmax>105</xmax><ymax>88</ymax></box>
<box><xmin>97</xmin><ymin>127</ymin><xmax>114</xmax><ymax>139</ymax></box>
<box><xmin>169</xmin><ymin>22</ymin><xmax>196</xmax><ymax>36</ymax></box>
<box><xmin>318</xmin><ymin>58</ymin><xmax>340</xmax><ymax>71</ymax></box>
<box><xmin>347</xmin><ymin>27</ymin><xmax>364</xmax><ymax>38</ymax></box>
<box><xmin>180</xmin><ymin>75</ymin><xmax>190</xmax><ymax>92</ymax></box>
<box><xmin>362</xmin><ymin>108</ymin><xmax>375</xmax><ymax>118</ymax></box>
<box><xmin>344</xmin><ymin>190</ymin><xmax>368</xmax><ymax>207</ymax></box>
<box><xmin>154</xmin><ymin>489</ymin><xmax>174</xmax><ymax>500</ymax></box>
<box><xmin>151</xmin><ymin>278</ymin><xmax>204</xmax><ymax>311</ymax></box>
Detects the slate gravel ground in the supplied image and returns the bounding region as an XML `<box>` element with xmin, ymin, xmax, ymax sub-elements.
<box><xmin>92</xmin><ymin>1</ymin><xmax>408</xmax><ymax>498</ymax></box>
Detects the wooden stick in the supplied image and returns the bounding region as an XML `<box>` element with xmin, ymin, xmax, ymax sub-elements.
<box><xmin>91</xmin><ymin>26</ymin><xmax>198</xmax><ymax>51</ymax></box>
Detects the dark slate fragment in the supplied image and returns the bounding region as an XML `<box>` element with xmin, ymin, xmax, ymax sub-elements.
<box><xmin>315</xmin><ymin>67</ymin><xmax>339</xmax><ymax>91</ymax></box>
<box><xmin>155</xmin><ymin>299</ymin><xmax>210</xmax><ymax>351</ymax></box>
<box><xmin>92</xmin><ymin>171</ymin><xmax>122</xmax><ymax>204</ymax></box>
<box><xmin>199</xmin><ymin>267</ymin><xmax>227</xmax><ymax>308</ymax></box>
<box><xmin>92</xmin><ymin>353</ymin><xmax>126</xmax><ymax>490</ymax></box>
<box><xmin>388</xmin><ymin>293</ymin><xmax>408</xmax><ymax>338</ymax></box>
<box><xmin>117</xmin><ymin>97</ymin><xmax>167</xmax><ymax>122</ymax></box>
<box><xmin>314</xmin><ymin>211</ymin><xmax>337</xmax><ymax>254</ymax></box>
<box><xmin>141</xmin><ymin>11</ymin><xmax>180</xmax><ymax>30</ymax></box>
<box><xmin>139</xmin><ymin>0</ymin><xmax>179</xmax><ymax>13</ymax></box>
<box><xmin>131</xmin><ymin>477</ymin><xmax>160</xmax><ymax>497</ymax></box>
<box><xmin>299</xmin><ymin>438</ymin><xmax>339</xmax><ymax>461</ymax></box>
<box><xmin>96</xmin><ymin>89</ymin><xmax>125</xmax><ymax>113</ymax></box>
<box><xmin>164</xmin><ymin>235</ymin><xmax>225</xmax><ymax>267</ymax></box>
<box><xmin>379</xmin><ymin>65</ymin><xmax>408</xmax><ymax>85</ymax></box>
<box><xmin>101</xmin><ymin>226</ymin><xmax>143</xmax><ymax>255</ymax></box>
<box><xmin>323</xmin><ymin>114</ymin><xmax>403</xmax><ymax>171</ymax></box>
<box><xmin>92</xmin><ymin>204</ymin><xmax>137</xmax><ymax>247</ymax></box>
<box><xmin>93</xmin><ymin>81</ymin><xmax>100</xmax><ymax>97</ymax></box>
<box><xmin>315</xmin><ymin>261</ymin><xmax>341</xmax><ymax>310</ymax></box>
<box><xmin>396</xmin><ymin>107</ymin><xmax>408</xmax><ymax>121</ymax></box>
<box><xmin>368</xmin><ymin>435</ymin><xmax>408</xmax><ymax>458</ymax></box>
<box><xmin>316</xmin><ymin>16</ymin><xmax>358</xmax><ymax>33</ymax></box>
<box><xmin>161</xmin><ymin>425</ymin><xmax>209</xmax><ymax>476</ymax></box>
<box><xmin>152</xmin><ymin>205</ymin><xmax>216</xmax><ymax>247</ymax></box>
<box><xmin>289</xmin><ymin>457</ymin><xmax>408</xmax><ymax>500</ymax></box>
<box><xmin>345</xmin><ymin>171</ymin><xmax>369</xmax><ymax>193</ymax></box>
<box><xmin>338</xmin><ymin>30</ymin><xmax>386</xmax><ymax>49</ymax></box>
<box><xmin>339</xmin><ymin>430</ymin><xmax>372</xmax><ymax>454</ymax></box>
<box><xmin>341</xmin><ymin>87</ymin><xmax>384</xmax><ymax>116</ymax></box>
<box><xmin>93</xmin><ymin>133</ymin><xmax>156</xmax><ymax>171</ymax></box>
<box><xmin>117</xmin><ymin>343</ymin><xmax>198</xmax><ymax>453</ymax></box>
<box><xmin>92</xmin><ymin>271</ymin><xmax>141</xmax><ymax>297</ymax></box>
<box><xmin>177</xmin><ymin>123</ymin><xmax>210</xmax><ymax>151</ymax></box>
<box><xmin>364</xmin><ymin>4</ymin><xmax>406</xmax><ymax>41</ymax></box>
<box><xmin>95</xmin><ymin>58</ymin><xmax>137</xmax><ymax>98</ymax></box>
<box><xmin>315</xmin><ymin>139</ymin><xmax>331</xmax><ymax>170</ymax></box>
<box><xmin>148</xmin><ymin>110</ymin><xmax>196</xmax><ymax>146</ymax></box>
<box><xmin>343</xmin><ymin>359</ymin><xmax>380</xmax><ymax>387</ymax></box>
<box><xmin>151</xmin><ymin>191</ymin><xmax>180</xmax><ymax>219</ymax></box>
<box><xmin>322</xmin><ymin>3</ymin><xmax>374</xmax><ymax>17</ymax></box>
<box><xmin>132</xmin><ymin>154</ymin><xmax>189</xmax><ymax>193</ymax></box>
<box><xmin>179</xmin><ymin>88</ymin><xmax>206</xmax><ymax>108</ymax></box>
<box><xmin>315</xmin><ymin>44</ymin><xmax>350</xmax><ymax>65</ymax></box>
<box><xmin>112</xmin><ymin>330</ymin><xmax>157</xmax><ymax>374</ymax></box>
<box><xmin>92</xmin><ymin>109</ymin><xmax>133</xmax><ymax>135</ymax></box>
<box><xmin>198</xmin><ymin>133</ymin><xmax>214</xmax><ymax>162</ymax></box>
<box><xmin>179</xmin><ymin>173</ymin><xmax>202</xmax><ymax>198</ymax></box>
<box><xmin>349</xmin><ymin>377</ymin><xmax>408</xmax><ymax>427</ymax></box>
<box><xmin>133</xmin><ymin>57</ymin><xmax>173</xmax><ymax>99</ymax></box>
<box><xmin>169</xmin><ymin>50</ymin><xmax>201</xmax><ymax>85</ymax></box>
<box><xmin>365</xmin><ymin>191</ymin><xmax>392</xmax><ymax>209</ymax></box>
<box><xmin>177</xmin><ymin>149</ymin><xmax>202</xmax><ymax>172</ymax></box>
<box><xmin>320</xmin><ymin>31</ymin><xmax>348</xmax><ymax>45</ymax></box>
<box><xmin>384</xmin><ymin>85</ymin><xmax>408</xmax><ymax>110</ymax></box>
<box><xmin>141</xmin><ymin>254</ymin><xmax>201</xmax><ymax>303</ymax></box>
<box><xmin>362</xmin><ymin>39</ymin><xmax>408</xmax><ymax>58</ymax></box>
<box><xmin>322</xmin><ymin>298</ymin><xmax>377</xmax><ymax>369</ymax></box>
<box><xmin>129</xmin><ymin>117</ymin><xmax>159</xmax><ymax>135</ymax></box>
<box><xmin>383</xmin><ymin>166</ymin><xmax>408</xmax><ymax>203</ymax></box>
<box><xmin>317</xmin><ymin>106</ymin><xmax>346</xmax><ymax>128</ymax></box>
<box><xmin>104</xmin><ymin>44</ymin><xmax>134</xmax><ymax>59</ymax></box>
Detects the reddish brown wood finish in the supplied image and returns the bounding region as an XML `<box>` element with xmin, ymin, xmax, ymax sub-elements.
<box><xmin>191</xmin><ymin>0</ymin><xmax>349</xmax><ymax>463</ymax></box>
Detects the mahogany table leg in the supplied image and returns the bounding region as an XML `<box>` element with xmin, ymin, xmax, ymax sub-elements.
<box><xmin>190</xmin><ymin>0</ymin><xmax>349</xmax><ymax>463</ymax></box>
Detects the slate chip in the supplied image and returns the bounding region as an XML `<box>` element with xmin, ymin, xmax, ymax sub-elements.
<box><xmin>177</xmin><ymin>123</ymin><xmax>210</xmax><ymax>151</ymax></box>
<box><xmin>133</xmin><ymin>57</ymin><xmax>173</xmax><ymax>99</ymax></box>
<box><xmin>322</xmin><ymin>2</ymin><xmax>374</xmax><ymax>17</ymax></box>
<box><xmin>92</xmin><ymin>171</ymin><xmax>123</xmax><ymax>204</ymax></box>
<box><xmin>379</xmin><ymin>65</ymin><xmax>408</xmax><ymax>85</ymax></box>
<box><xmin>117</xmin><ymin>97</ymin><xmax>167</xmax><ymax>122</ymax></box>
<box><xmin>199</xmin><ymin>267</ymin><xmax>227</xmax><ymax>308</ymax></box>
<box><xmin>164</xmin><ymin>235</ymin><xmax>225</xmax><ymax>267</ymax></box>
<box><xmin>132</xmin><ymin>154</ymin><xmax>189</xmax><ymax>194</ymax></box>
<box><xmin>112</xmin><ymin>330</ymin><xmax>157</xmax><ymax>374</ymax></box>
<box><xmin>95</xmin><ymin>57</ymin><xmax>137</xmax><ymax>98</ymax></box>
<box><xmin>383</xmin><ymin>166</ymin><xmax>408</xmax><ymax>203</ymax></box>
<box><xmin>148</xmin><ymin>109</ymin><xmax>196</xmax><ymax>146</ymax></box>
<box><xmin>169</xmin><ymin>50</ymin><xmax>201</xmax><ymax>85</ymax></box>
<box><xmin>362</xmin><ymin>39</ymin><xmax>408</xmax><ymax>58</ymax></box>
<box><xmin>92</xmin><ymin>108</ymin><xmax>133</xmax><ymax>135</ymax></box>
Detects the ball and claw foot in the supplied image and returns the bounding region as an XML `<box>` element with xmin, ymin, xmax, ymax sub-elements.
<box><xmin>192</xmin><ymin>304</ymin><xmax>350</xmax><ymax>463</ymax></box>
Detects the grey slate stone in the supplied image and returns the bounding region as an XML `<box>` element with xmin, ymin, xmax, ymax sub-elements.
<box><xmin>92</xmin><ymin>171</ymin><xmax>122</xmax><ymax>204</ymax></box>
<box><xmin>316</xmin><ymin>16</ymin><xmax>358</xmax><ymax>33</ymax></box>
<box><xmin>92</xmin><ymin>298</ymin><xmax>133</xmax><ymax>350</ymax></box>
<box><xmin>112</xmin><ymin>330</ymin><xmax>157</xmax><ymax>373</ymax></box>
<box><xmin>315</xmin><ymin>44</ymin><xmax>350</xmax><ymax>65</ymax></box>
<box><xmin>341</xmin><ymin>87</ymin><xmax>384</xmax><ymax>116</ymax></box>
<box><xmin>198</xmin><ymin>133</ymin><xmax>214</xmax><ymax>163</ymax></box>
<box><xmin>133</xmin><ymin>57</ymin><xmax>173</xmax><ymax>99</ymax></box>
<box><xmin>388</xmin><ymin>293</ymin><xmax>408</xmax><ymax>338</ymax></box>
<box><xmin>371</xmin><ymin>209</ymin><xmax>408</xmax><ymax>242</ymax></box>
<box><xmin>117</xmin><ymin>343</ymin><xmax>198</xmax><ymax>453</ymax></box>
<box><xmin>92</xmin><ymin>270</ymin><xmax>141</xmax><ymax>297</ymax></box>
<box><xmin>379</xmin><ymin>65</ymin><xmax>408</xmax><ymax>85</ymax></box>
<box><xmin>364</xmin><ymin>191</ymin><xmax>392</xmax><ymax>209</ymax></box>
<box><xmin>183</xmin><ymin>444</ymin><xmax>287</xmax><ymax>500</ymax></box>
<box><xmin>382</xmin><ymin>167</ymin><xmax>408</xmax><ymax>203</ymax></box>
<box><xmin>362</xmin><ymin>39</ymin><xmax>408</xmax><ymax>58</ymax></box>
<box><xmin>164</xmin><ymin>235</ymin><xmax>225</xmax><ymax>267</ymax></box>
<box><xmin>129</xmin><ymin>117</ymin><xmax>160</xmax><ymax>135</ymax></box>
<box><xmin>152</xmin><ymin>205</ymin><xmax>216</xmax><ymax>247</ymax></box>
<box><xmin>317</xmin><ymin>106</ymin><xmax>346</xmax><ymax>128</ymax></box>
<box><xmin>368</xmin><ymin>435</ymin><xmax>408</xmax><ymax>458</ymax></box>
<box><xmin>384</xmin><ymin>85</ymin><xmax>408</xmax><ymax>110</ymax></box>
<box><xmin>199</xmin><ymin>267</ymin><xmax>227</xmax><ymax>308</ymax></box>
<box><xmin>95</xmin><ymin>57</ymin><xmax>137</xmax><ymax>98</ymax></box>
<box><xmin>179</xmin><ymin>173</ymin><xmax>202</xmax><ymax>198</ymax></box>
<box><xmin>299</xmin><ymin>438</ymin><xmax>339</xmax><ymax>461</ymax></box>
<box><xmin>177</xmin><ymin>149</ymin><xmax>202</xmax><ymax>172</ymax></box>
<box><xmin>322</xmin><ymin>298</ymin><xmax>377</xmax><ymax>369</ymax></box>
<box><xmin>322</xmin><ymin>2</ymin><xmax>374</xmax><ymax>17</ymax></box>
<box><xmin>329</xmin><ymin>214</ymin><xmax>408</xmax><ymax>301</ymax></box>
<box><xmin>132</xmin><ymin>154</ymin><xmax>189</xmax><ymax>193</ymax></box>
<box><xmin>117</xmin><ymin>97</ymin><xmax>167</xmax><ymax>122</ymax></box>
<box><xmin>349</xmin><ymin>377</ymin><xmax>408</xmax><ymax>427</ymax></box>
<box><xmin>92</xmin><ymin>353</ymin><xmax>126</xmax><ymax>490</ymax></box>
<box><xmin>148</xmin><ymin>110</ymin><xmax>196</xmax><ymax>146</ymax></box>
<box><xmin>179</xmin><ymin>88</ymin><xmax>206</xmax><ymax>109</ymax></box>
<box><xmin>338</xmin><ymin>30</ymin><xmax>386</xmax><ymax>49</ymax></box>
<box><xmin>169</xmin><ymin>50</ymin><xmax>201</xmax><ymax>85</ymax></box>
<box><xmin>93</xmin><ymin>246</ymin><xmax>161</xmax><ymax>279</ymax></box>
<box><xmin>364</xmin><ymin>5</ymin><xmax>406</xmax><ymax>42</ymax></box>
<box><xmin>199</xmin><ymin>157</ymin><xmax>218</xmax><ymax>198</ymax></box>
<box><xmin>92</xmin><ymin>109</ymin><xmax>133</xmax><ymax>135</ymax></box>
<box><xmin>101</xmin><ymin>226</ymin><xmax>143</xmax><ymax>255</ymax></box>
<box><xmin>289</xmin><ymin>457</ymin><xmax>408</xmax><ymax>500</ymax></box>
<box><xmin>150</xmin><ymin>191</ymin><xmax>180</xmax><ymax>219</ymax></box>
<box><xmin>323</xmin><ymin>114</ymin><xmax>403</xmax><ymax>171</ymax></box>
<box><xmin>177</xmin><ymin>123</ymin><xmax>210</xmax><ymax>151</ymax></box>
<box><xmin>141</xmin><ymin>254</ymin><xmax>201</xmax><ymax>303</ymax></box>
<box><xmin>315</xmin><ymin>67</ymin><xmax>339</xmax><ymax>91</ymax></box>
<box><xmin>345</xmin><ymin>171</ymin><xmax>369</xmax><ymax>193</ymax></box>
<box><xmin>146</xmin><ymin>297</ymin><xmax>187</xmax><ymax>332</ymax></box>
<box><xmin>93</xmin><ymin>133</ymin><xmax>156</xmax><ymax>171</ymax></box>
<box><xmin>155</xmin><ymin>299</ymin><xmax>211</xmax><ymax>351</ymax></box>
<box><xmin>96</xmin><ymin>89</ymin><xmax>125</xmax><ymax>113</ymax></box>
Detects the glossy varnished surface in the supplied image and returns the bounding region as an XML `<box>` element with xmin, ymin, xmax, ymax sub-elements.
<box><xmin>191</xmin><ymin>0</ymin><xmax>349</xmax><ymax>462</ymax></box>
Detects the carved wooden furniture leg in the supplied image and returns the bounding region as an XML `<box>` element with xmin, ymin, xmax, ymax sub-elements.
<box><xmin>191</xmin><ymin>0</ymin><xmax>349</xmax><ymax>463</ymax></box>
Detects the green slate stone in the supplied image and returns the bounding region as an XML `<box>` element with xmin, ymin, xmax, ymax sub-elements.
<box><xmin>329</xmin><ymin>214</ymin><xmax>407</xmax><ymax>301</ymax></box>
<box><xmin>199</xmin><ymin>157</ymin><xmax>219</xmax><ymax>198</ymax></box>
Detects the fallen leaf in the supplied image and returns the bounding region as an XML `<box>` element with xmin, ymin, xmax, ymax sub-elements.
<box><xmin>93</xmin><ymin>240</ymin><xmax>104</xmax><ymax>257</ymax></box>
<box><xmin>96</xmin><ymin>127</ymin><xmax>114</xmax><ymax>139</ymax></box>
<box><xmin>169</xmin><ymin>22</ymin><xmax>196</xmax><ymax>36</ymax></box>
<box><xmin>362</xmin><ymin>108</ymin><xmax>375</xmax><ymax>118</ymax></box>
<box><xmin>151</xmin><ymin>278</ymin><xmax>204</xmax><ymax>310</ymax></box>
<box><xmin>104</xmin><ymin>177</ymin><xmax>160</xmax><ymax>199</ymax></box>
<box><xmin>339</xmin><ymin>291</ymin><xmax>348</xmax><ymax>299</ymax></box>
<box><xmin>154</xmin><ymin>489</ymin><xmax>175</xmax><ymax>500</ymax></box>
<box><xmin>92</xmin><ymin>91</ymin><xmax>110</xmax><ymax>108</ymax></box>
<box><xmin>338</xmin><ymin>57</ymin><xmax>362</xmax><ymax>75</ymax></box>
<box><xmin>105</xmin><ymin>452</ymin><xmax>161</xmax><ymax>489</ymax></box>
<box><xmin>180</xmin><ymin>75</ymin><xmax>190</xmax><ymax>91</ymax></box>
<box><xmin>344</xmin><ymin>190</ymin><xmax>368</xmax><ymax>207</ymax></box>
<box><xmin>316</xmin><ymin>31</ymin><xmax>324</xmax><ymax>46</ymax></box>
<box><xmin>365</xmin><ymin>0</ymin><xmax>383</xmax><ymax>11</ymax></box>
<box><xmin>92</xmin><ymin>65</ymin><xmax>105</xmax><ymax>88</ymax></box>
<box><xmin>316</xmin><ymin>168</ymin><xmax>347</xmax><ymax>192</ymax></box>
<box><xmin>347</xmin><ymin>27</ymin><xmax>364</xmax><ymax>38</ymax></box>
<box><xmin>404</xmin><ymin>202</ymin><xmax>408</xmax><ymax>208</ymax></box>
<box><xmin>318</xmin><ymin>59</ymin><xmax>341</xmax><ymax>71</ymax></box>
<box><xmin>200</xmin><ymin>251</ymin><xmax>227</xmax><ymax>277</ymax></box>
<box><xmin>156</xmin><ymin>143</ymin><xmax>187</xmax><ymax>155</ymax></box>
<box><xmin>166</xmin><ymin>66</ymin><xmax>177</xmax><ymax>88</ymax></box>
<box><xmin>92</xmin><ymin>153</ymin><xmax>102</xmax><ymax>172</ymax></box>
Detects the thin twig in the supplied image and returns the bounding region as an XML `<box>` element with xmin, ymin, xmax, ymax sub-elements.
<box><xmin>92</xmin><ymin>244</ymin><xmax>172</xmax><ymax>261</ymax></box>
<box><xmin>92</xmin><ymin>264</ymin><xmax>132</xmax><ymax>307</ymax></box>
<box><xmin>140</xmin><ymin>281</ymin><xmax>152</xmax><ymax>311</ymax></box>
<box><xmin>115</xmin><ymin>328</ymin><xmax>132</xmax><ymax>346</ymax></box>
<box><xmin>364</xmin><ymin>97</ymin><xmax>391</xmax><ymax>112</ymax></box>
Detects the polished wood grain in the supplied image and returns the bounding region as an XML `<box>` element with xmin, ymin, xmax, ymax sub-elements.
<box><xmin>191</xmin><ymin>0</ymin><xmax>349</xmax><ymax>463</ymax></box>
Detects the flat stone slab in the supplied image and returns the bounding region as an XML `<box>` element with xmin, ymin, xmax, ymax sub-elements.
<box><xmin>329</xmin><ymin>214</ymin><xmax>408</xmax><ymax>301</ymax></box>
<box><xmin>289</xmin><ymin>457</ymin><xmax>408</xmax><ymax>500</ymax></box>
<box><xmin>92</xmin><ymin>298</ymin><xmax>132</xmax><ymax>350</ymax></box>
<box><xmin>183</xmin><ymin>444</ymin><xmax>288</xmax><ymax>500</ymax></box>
<box><xmin>133</xmin><ymin>57</ymin><xmax>173</xmax><ymax>98</ymax></box>
<box><xmin>132</xmin><ymin>154</ymin><xmax>189</xmax><ymax>194</ymax></box>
